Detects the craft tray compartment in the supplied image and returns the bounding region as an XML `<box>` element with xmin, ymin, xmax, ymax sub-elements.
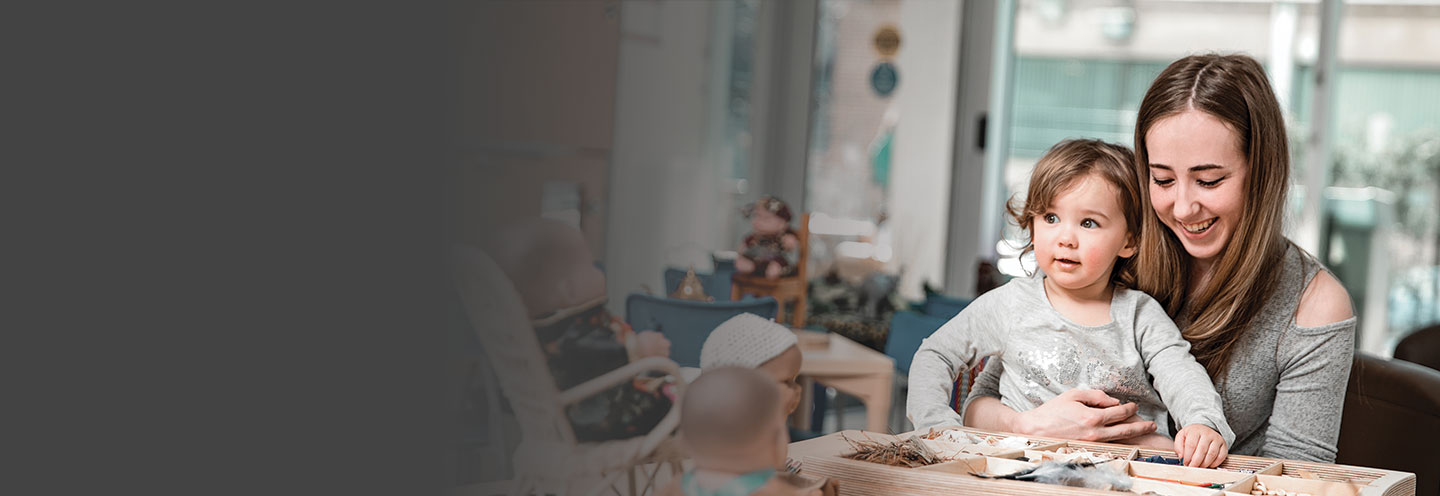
<box><xmin>1123</xmin><ymin>460</ymin><xmax>1256</xmax><ymax>491</ymax></box>
<box><xmin>1278</xmin><ymin>460</ymin><xmax>1388</xmax><ymax>485</ymax></box>
<box><xmin>1035</xmin><ymin>440</ymin><xmax>1139</xmax><ymax>462</ymax></box>
<box><xmin>1128</xmin><ymin>478</ymin><xmax>1229</xmax><ymax>496</ymax></box>
<box><xmin>913</xmin><ymin>454</ymin><xmax>1038</xmax><ymax>476</ymax></box>
<box><xmin>1219</xmin><ymin>455</ymin><xmax>1285</xmax><ymax>475</ymax></box>
<box><xmin>800</xmin><ymin>454</ymin><xmax>1132</xmax><ymax>496</ymax></box>
<box><xmin>1225</xmin><ymin>474</ymin><xmax>1368</xmax><ymax>496</ymax></box>
<box><xmin>920</xmin><ymin>426</ymin><xmax>1069</xmax><ymax>451</ymax></box>
<box><xmin>1134</xmin><ymin>447</ymin><xmax>1284</xmax><ymax>474</ymax></box>
<box><xmin>920</xmin><ymin>438</ymin><xmax>1025</xmax><ymax>459</ymax></box>
<box><xmin>1021</xmin><ymin>448</ymin><xmax>1128</xmax><ymax>464</ymax></box>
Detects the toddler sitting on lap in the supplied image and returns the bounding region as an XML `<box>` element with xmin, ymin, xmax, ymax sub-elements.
<box><xmin>906</xmin><ymin>139</ymin><xmax>1235</xmax><ymax>468</ymax></box>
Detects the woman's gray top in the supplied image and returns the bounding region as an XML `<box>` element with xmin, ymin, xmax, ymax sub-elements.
<box><xmin>965</xmin><ymin>242</ymin><xmax>1356</xmax><ymax>462</ymax></box>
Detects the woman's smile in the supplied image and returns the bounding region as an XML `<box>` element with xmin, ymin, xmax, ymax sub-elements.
<box><xmin>1180</xmin><ymin>217</ymin><xmax>1218</xmax><ymax>235</ymax></box>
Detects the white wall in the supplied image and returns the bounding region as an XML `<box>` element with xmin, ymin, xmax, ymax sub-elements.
<box><xmin>945</xmin><ymin>0</ymin><xmax>997</xmax><ymax>299</ymax></box>
<box><xmin>887</xmin><ymin>0</ymin><xmax>962</xmax><ymax>300</ymax></box>
<box><xmin>605</xmin><ymin>1</ymin><xmax>729</xmax><ymax>312</ymax></box>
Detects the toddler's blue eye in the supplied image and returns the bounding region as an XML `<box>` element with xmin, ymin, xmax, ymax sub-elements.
<box><xmin>1043</xmin><ymin>213</ymin><xmax>1058</xmax><ymax>224</ymax></box>
<box><xmin>1081</xmin><ymin>219</ymin><xmax>1098</xmax><ymax>228</ymax></box>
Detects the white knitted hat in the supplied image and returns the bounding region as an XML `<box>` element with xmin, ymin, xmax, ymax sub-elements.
<box><xmin>700</xmin><ymin>313</ymin><xmax>798</xmax><ymax>369</ymax></box>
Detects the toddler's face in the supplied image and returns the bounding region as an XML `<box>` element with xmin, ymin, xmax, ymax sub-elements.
<box><xmin>1031</xmin><ymin>174</ymin><xmax>1135</xmax><ymax>294</ymax></box>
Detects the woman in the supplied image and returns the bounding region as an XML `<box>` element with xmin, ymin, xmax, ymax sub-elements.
<box><xmin>961</xmin><ymin>54</ymin><xmax>1357</xmax><ymax>463</ymax></box>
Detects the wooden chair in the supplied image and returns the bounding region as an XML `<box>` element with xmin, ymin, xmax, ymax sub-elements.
<box><xmin>452</xmin><ymin>245</ymin><xmax>686</xmax><ymax>496</ymax></box>
<box><xmin>731</xmin><ymin>212</ymin><xmax>810</xmax><ymax>328</ymax></box>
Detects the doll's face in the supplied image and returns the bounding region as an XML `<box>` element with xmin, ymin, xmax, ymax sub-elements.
<box><xmin>751</xmin><ymin>207</ymin><xmax>788</xmax><ymax>234</ymax></box>
<box><xmin>757</xmin><ymin>345</ymin><xmax>803</xmax><ymax>415</ymax></box>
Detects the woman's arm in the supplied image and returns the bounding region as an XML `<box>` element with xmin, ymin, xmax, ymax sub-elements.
<box><xmin>961</xmin><ymin>360</ymin><xmax>1155</xmax><ymax>441</ymax></box>
<box><xmin>1263</xmin><ymin>271</ymin><xmax>1356</xmax><ymax>462</ymax></box>
<box><xmin>962</xmin><ymin>396</ymin><xmax>1018</xmax><ymax>430</ymax></box>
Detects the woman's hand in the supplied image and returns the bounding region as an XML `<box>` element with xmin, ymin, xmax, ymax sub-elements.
<box><xmin>974</xmin><ymin>389</ymin><xmax>1157</xmax><ymax>442</ymax></box>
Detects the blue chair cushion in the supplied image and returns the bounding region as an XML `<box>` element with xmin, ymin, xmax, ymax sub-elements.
<box><xmin>625</xmin><ymin>293</ymin><xmax>779</xmax><ymax>368</ymax></box>
<box><xmin>885</xmin><ymin>310</ymin><xmax>949</xmax><ymax>375</ymax></box>
<box><xmin>921</xmin><ymin>293</ymin><xmax>973</xmax><ymax>320</ymax></box>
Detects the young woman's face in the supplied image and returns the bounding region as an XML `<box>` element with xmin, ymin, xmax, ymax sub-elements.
<box><xmin>1145</xmin><ymin>109</ymin><xmax>1249</xmax><ymax>265</ymax></box>
<box><xmin>1031</xmin><ymin>174</ymin><xmax>1136</xmax><ymax>294</ymax></box>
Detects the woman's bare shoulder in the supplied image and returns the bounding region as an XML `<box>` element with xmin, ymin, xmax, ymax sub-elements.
<box><xmin>1295</xmin><ymin>271</ymin><xmax>1353</xmax><ymax>328</ymax></box>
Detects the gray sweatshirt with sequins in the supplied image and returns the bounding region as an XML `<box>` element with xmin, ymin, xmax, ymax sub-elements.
<box><xmin>967</xmin><ymin>243</ymin><xmax>1354</xmax><ymax>462</ymax></box>
<box><xmin>907</xmin><ymin>272</ymin><xmax>1236</xmax><ymax>446</ymax></box>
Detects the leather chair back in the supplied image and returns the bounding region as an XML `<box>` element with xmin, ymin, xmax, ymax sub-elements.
<box><xmin>1336</xmin><ymin>352</ymin><xmax>1440</xmax><ymax>496</ymax></box>
<box><xmin>1395</xmin><ymin>324</ymin><xmax>1440</xmax><ymax>372</ymax></box>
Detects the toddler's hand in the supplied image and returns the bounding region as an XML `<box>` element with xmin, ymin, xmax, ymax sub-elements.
<box><xmin>634</xmin><ymin>331</ymin><xmax>671</xmax><ymax>359</ymax></box>
<box><xmin>1174</xmin><ymin>424</ymin><xmax>1227</xmax><ymax>468</ymax></box>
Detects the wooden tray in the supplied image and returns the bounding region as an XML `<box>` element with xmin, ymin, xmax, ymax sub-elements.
<box><xmin>786</xmin><ymin>427</ymin><xmax>1416</xmax><ymax>496</ymax></box>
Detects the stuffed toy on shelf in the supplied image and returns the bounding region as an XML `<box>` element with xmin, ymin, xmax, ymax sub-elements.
<box><xmin>735</xmin><ymin>195</ymin><xmax>799</xmax><ymax>279</ymax></box>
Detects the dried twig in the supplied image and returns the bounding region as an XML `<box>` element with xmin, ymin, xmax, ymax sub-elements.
<box><xmin>840</xmin><ymin>434</ymin><xmax>941</xmax><ymax>468</ymax></box>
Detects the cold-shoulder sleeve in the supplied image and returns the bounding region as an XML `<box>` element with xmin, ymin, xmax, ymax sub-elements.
<box><xmin>1263</xmin><ymin>317</ymin><xmax>1355</xmax><ymax>462</ymax></box>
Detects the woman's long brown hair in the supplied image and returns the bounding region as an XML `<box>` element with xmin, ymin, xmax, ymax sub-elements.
<box><xmin>1131</xmin><ymin>54</ymin><xmax>1291</xmax><ymax>378</ymax></box>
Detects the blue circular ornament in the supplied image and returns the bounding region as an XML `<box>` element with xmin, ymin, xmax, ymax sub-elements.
<box><xmin>871</xmin><ymin>62</ymin><xmax>898</xmax><ymax>97</ymax></box>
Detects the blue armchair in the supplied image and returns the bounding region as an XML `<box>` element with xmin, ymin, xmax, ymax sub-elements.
<box><xmin>882</xmin><ymin>310</ymin><xmax>950</xmax><ymax>432</ymax></box>
<box><xmin>920</xmin><ymin>293</ymin><xmax>973</xmax><ymax>320</ymax></box>
<box><xmin>625</xmin><ymin>293</ymin><xmax>779</xmax><ymax>368</ymax></box>
<box><xmin>885</xmin><ymin>311</ymin><xmax>950</xmax><ymax>376</ymax></box>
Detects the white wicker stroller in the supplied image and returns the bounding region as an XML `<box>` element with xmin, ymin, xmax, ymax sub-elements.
<box><xmin>451</xmin><ymin>246</ymin><xmax>686</xmax><ymax>496</ymax></box>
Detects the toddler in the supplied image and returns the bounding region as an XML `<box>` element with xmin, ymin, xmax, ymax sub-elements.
<box><xmin>905</xmin><ymin>139</ymin><xmax>1235</xmax><ymax>468</ymax></box>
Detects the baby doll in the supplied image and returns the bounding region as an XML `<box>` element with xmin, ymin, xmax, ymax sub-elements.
<box><xmin>700</xmin><ymin>313</ymin><xmax>803</xmax><ymax>422</ymax></box>
<box><xmin>486</xmin><ymin>218</ymin><xmax>674</xmax><ymax>442</ymax></box>
<box><xmin>736</xmin><ymin>196</ymin><xmax>799</xmax><ymax>279</ymax></box>
<box><xmin>664</xmin><ymin>367</ymin><xmax>820</xmax><ymax>496</ymax></box>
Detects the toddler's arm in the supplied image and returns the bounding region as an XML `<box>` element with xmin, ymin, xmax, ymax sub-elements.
<box><xmin>1132</xmin><ymin>296</ymin><xmax>1235</xmax><ymax>448</ymax></box>
<box><xmin>906</xmin><ymin>293</ymin><xmax>1007</xmax><ymax>431</ymax></box>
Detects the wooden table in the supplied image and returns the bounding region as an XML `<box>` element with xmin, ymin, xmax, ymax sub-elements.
<box><xmin>793</xmin><ymin>330</ymin><xmax>895</xmax><ymax>433</ymax></box>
